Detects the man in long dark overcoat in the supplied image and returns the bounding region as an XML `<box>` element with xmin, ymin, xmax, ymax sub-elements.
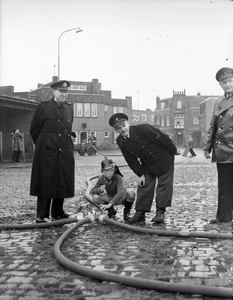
<box><xmin>109</xmin><ymin>113</ymin><xmax>178</xmax><ymax>225</ymax></box>
<box><xmin>203</xmin><ymin>67</ymin><xmax>233</xmax><ymax>223</ymax></box>
<box><xmin>30</xmin><ymin>80</ymin><xmax>75</xmax><ymax>223</ymax></box>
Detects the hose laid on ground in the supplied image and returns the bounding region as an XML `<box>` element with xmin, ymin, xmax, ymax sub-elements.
<box><xmin>0</xmin><ymin>217</ymin><xmax>78</xmax><ymax>230</ymax></box>
<box><xmin>53</xmin><ymin>215</ymin><xmax>233</xmax><ymax>298</ymax></box>
<box><xmin>85</xmin><ymin>175</ymin><xmax>233</xmax><ymax>240</ymax></box>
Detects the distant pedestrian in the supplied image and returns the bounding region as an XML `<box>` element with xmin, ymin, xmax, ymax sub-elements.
<box><xmin>30</xmin><ymin>80</ymin><xmax>75</xmax><ymax>223</ymax></box>
<box><xmin>91</xmin><ymin>158</ymin><xmax>135</xmax><ymax>220</ymax></box>
<box><xmin>203</xmin><ymin>67</ymin><xmax>233</xmax><ymax>223</ymax></box>
<box><xmin>182</xmin><ymin>133</ymin><xmax>196</xmax><ymax>157</ymax></box>
<box><xmin>12</xmin><ymin>129</ymin><xmax>23</xmax><ymax>162</ymax></box>
<box><xmin>109</xmin><ymin>113</ymin><xmax>179</xmax><ymax>225</ymax></box>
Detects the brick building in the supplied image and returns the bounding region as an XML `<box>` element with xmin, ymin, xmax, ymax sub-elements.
<box><xmin>154</xmin><ymin>90</ymin><xmax>207</xmax><ymax>147</ymax></box>
<box><xmin>132</xmin><ymin>108</ymin><xmax>155</xmax><ymax>126</ymax></box>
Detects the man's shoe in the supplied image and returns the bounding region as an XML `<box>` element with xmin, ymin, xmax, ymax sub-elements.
<box><xmin>108</xmin><ymin>207</ymin><xmax>117</xmax><ymax>219</ymax></box>
<box><xmin>36</xmin><ymin>217</ymin><xmax>47</xmax><ymax>223</ymax></box>
<box><xmin>209</xmin><ymin>218</ymin><xmax>220</xmax><ymax>224</ymax></box>
<box><xmin>151</xmin><ymin>210</ymin><xmax>165</xmax><ymax>223</ymax></box>
<box><xmin>127</xmin><ymin>211</ymin><xmax>145</xmax><ymax>224</ymax></box>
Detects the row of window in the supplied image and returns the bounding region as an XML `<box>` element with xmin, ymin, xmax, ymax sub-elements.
<box><xmin>155</xmin><ymin>114</ymin><xmax>199</xmax><ymax>128</ymax></box>
<box><xmin>160</xmin><ymin>99</ymin><xmax>183</xmax><ymax>110</ymax></box>
<box><xmin>72</xmin><ymin>103</ymin><xmax>199</xmax><ymax>129</ymax></box>
<box><xmin>73</xmin><ymin>103</ymin><xmax>124</xmax><ymax>117</ymax></box>
<box><xmin>132</xmin><ymin>114</ymin><xmax>154</xmax><ymax>122</ymax></box>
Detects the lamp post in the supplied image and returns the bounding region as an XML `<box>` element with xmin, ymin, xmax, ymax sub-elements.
<box><xmin>58</xmin><ymin>27</ymin><xmax>83</xmax><ymax>80</ymax></box>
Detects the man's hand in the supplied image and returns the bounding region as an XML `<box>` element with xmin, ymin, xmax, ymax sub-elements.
<box><xmin>203</xmin><ymin>150</ymin><xmax>211</xmax><ymax>159</ymax></box>
<box><xmin>175</xmin><ymin>150</ymin><xmax>181</xmax><ymax>155</ymax></box>
<box><xmin>137</xmin><ymin>175</ymin><xmax>145</xmax><ymax>187</ymax></box>
<box><xmin>99</xmin><ymin>185</ymin><xmax>106</xmax><ymax>193</ymax></box>
<box><xmin>99</xmin><ymin>203</ymin><xmax>112</xmax><ymax>210</ymax></box>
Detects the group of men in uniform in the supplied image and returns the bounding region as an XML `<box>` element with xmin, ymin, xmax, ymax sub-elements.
<box><xmin>30</xmin><ymin>66</ymin><xmax>233</xmax><ymax>225</ymax></box>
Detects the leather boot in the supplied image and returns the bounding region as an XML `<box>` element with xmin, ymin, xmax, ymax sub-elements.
<box><xmin>151</xmin><ymin>208</ymin><xmax>165</xmax><ymax>223</ymax></box>
<box><xmin>108</xmin><ymin>206</ymin><xmax>117</xmax><ymax>219</ymax></box>
<box><xmin>127</xmin><ymin>210</ymin><xmax>145</xmax><ymax>224</ymax></box>
<box><xmin>123</xmin><ymin>200</ymin><xmax>133</xmax><ymax>220</ymax></box>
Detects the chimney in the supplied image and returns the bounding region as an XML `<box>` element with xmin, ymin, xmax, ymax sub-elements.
<box><xmin>156</xmin><ymin>96</ymin><xmax>160</xmax><ymax>108</ymax></box>
<box><xmin>52</xmin><ymin>76</ymin><xmax>58</xmax><ymax>83</ymax></box>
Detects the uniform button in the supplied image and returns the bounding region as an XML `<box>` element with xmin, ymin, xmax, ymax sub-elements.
<box><xmin>58</xmin><ymin>119</ymin><xmax>60</xmax><ymax>121</ymax></box>
<box><xmin>230</xmin><ymin>128</ymin><xmax>232</xmax><ymax>131</ymax></box>
<box><xmin>59</xmin><ymin>148</ymin><xmax>61</xmax><ymax>151</ymax></box>
<box><xmin>220</xmin><ymin>115</ymin><xmax>222</xmax><ymax>117</ymax></box>
<box><xmin>219</xmin><ymin>128</ymin><xmax>221</xmax><ymax>131</ymax></box>
<box><xmin>59</xmin><ymin>134</ymin><xmax>61</xmax><ymax>136</ymax></box>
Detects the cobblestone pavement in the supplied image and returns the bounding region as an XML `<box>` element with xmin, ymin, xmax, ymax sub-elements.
<box><xmin>0</xmin><ymin>149</ymin><xmax>232</xmax><ymax>300</ymax></box>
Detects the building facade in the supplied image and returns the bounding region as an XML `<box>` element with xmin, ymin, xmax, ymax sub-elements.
<box><xmin>132</xmin><ymin>108</ymin><xmax>155</xmax><ymax>126</ymax></box>
<box><xmin>154</xmin><ymin>90</ymin><xmax>207</xmax><ymax>147</ymax></box>
<box><xmin>0</xmin><ymin>78</ymin><xmax>221</xmax><ymax>161</ymax></box>
<box><xmin>0</xmin><ymin>77</ymin><xmax>132</xmax><ymax>160</ymax></box>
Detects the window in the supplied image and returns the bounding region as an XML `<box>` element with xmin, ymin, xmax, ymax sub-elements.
<box><xmin>161</xmin><ymin>116</ymin><xmax>165</xmax><ymax>127</ymax></box>
<box><xmin>71</xmin><ymin>131</ymin><xmax>78</xmax><ymax>144</ymax></box>
<box><xmin>161</xmin><ymin>102</ymin><xmax>165</xmax><ymax>109</ymax></box>
<box><xmin>92</xmin><ymin>103</ymin><xmax>97</xmax><ymax>117</ymax></box>
<box><xmin>151</xmin><ymin>115</ymin><xmax>154</xmax><ymax>123</ymax></box>
<box><xmin>84</xmin><ymin>103</ymin><xmax>90</xmax><ymax>117</ymax></box>
<box><xmin>132</xmin><ymin>114</ymin><xmax>140</xmax><ymax>122</ymax></box>
<box><xmin>177</xmin><ymin>100</ymin><xmax>182</xmax><ymax>109</ymax></box>
<box><xmin>155</xmin><ymin>115</ymin><xmax>159</xmax><ymax>126</ymax></box>
<box><xmin>174</xmin><ymin>114</ymin><xmax>184</xmax><ymax>129</ymax></box>
<box><xmin>73</xmin><ymin>103</ymin><xmax>76</xmax><ymax>117</ymax></box>
<box><xmin>142</xmin><ymin>114</ymin><xmax>147</xmax><ymax>121</ymax></box>
<box><xmin>113</xmin><ymin>106</ymin><xmax>123</xmax><ymax>113</ymax></box>
<box><xmin>70</xmin><ymin>84</ymin><xmax>87</xmax><ymax>91</ymax></box>
<box><xmin>193</xmin><ymin>115</ymin><xmax>199</xmax><ymax>124</ymax></box>
<box><xmin>166</xmin><ymin>114</ymin><xmax>170</xmax><ymax>126</ymax></box>
<box><xmin>77</xmin><ymin>103</ymin><xmax>82</xmax><ymax>117</ymax></box>
<box><xmin>105</xmin><ymin>132</ymin><xmax>109</xmax><ymax>138</ymax></box>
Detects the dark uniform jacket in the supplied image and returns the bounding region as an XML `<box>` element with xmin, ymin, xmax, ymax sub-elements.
<box><xmin>30</xmin><ymin>98</ymin><xmax>75</xmax><ymax>198</ymax></box>
<box><xmin>203</xmin><ymin>95</ymin><xmax>233</xmax><ymax>163</ymax></box>
<box><xmin>116</xmin><ymin>124</ymin><xmax>177</xmax><ymax>177</ymax></box>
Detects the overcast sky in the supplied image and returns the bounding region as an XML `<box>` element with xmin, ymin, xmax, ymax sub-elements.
<box><xmin>0</xmin><ymin>0</ymin><xmax>233</xmax><ymax>110</ymax></box>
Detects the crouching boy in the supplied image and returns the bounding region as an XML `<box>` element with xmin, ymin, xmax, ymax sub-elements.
<box><xmin>91</xmin><ymin>158</ymin><xmax>135</xmax><ymax>220</ymax></box>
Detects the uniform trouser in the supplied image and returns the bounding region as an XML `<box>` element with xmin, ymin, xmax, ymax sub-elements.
<box><xmin>216</xmin><ymin>163</ymin><xmax>233</xmax><ymax>222</ymax></box>
<box><xmin>189</xmin><ymin>148</ymin><xmax>196</xmax><ymax>156</ymax></box>
<box><xmin>37</xmin><ymin>197</ymin><xmax>65</xmax><ymax>218</ymax></box>
<box><xmin>136</xmin><ymin>164</ymin><xmax>174</xmax><ymax>212</ymax></box>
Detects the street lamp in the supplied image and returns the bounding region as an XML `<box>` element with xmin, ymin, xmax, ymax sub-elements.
<box><xmin>58</xmin><ymin>27</ymin><xmax>83</xmax><ymax>80</ymax></box>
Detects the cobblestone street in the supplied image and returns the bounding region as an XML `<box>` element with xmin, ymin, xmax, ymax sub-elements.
<box><xmin>0</xmin><ymin>149</ymin><xmax>232</xmax><ymax>300</ymax></box>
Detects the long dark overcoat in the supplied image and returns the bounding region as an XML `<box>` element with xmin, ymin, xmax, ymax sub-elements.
<box><xmin>204</xmin><ymin>95</ymin><xmax>233</xmax><ymax>163</ymax></box>
<box><xmin>30</xmin><ymin>98</ymin><xmax>74</xmax><ymax>199</ymax></box>
<box><xmin>116</xmin><ymin>124</ymin><xmax>177</xmax><ymax>177</ymax></box>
